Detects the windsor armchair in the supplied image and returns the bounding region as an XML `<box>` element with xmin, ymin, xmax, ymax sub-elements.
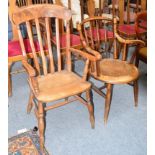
<box><xmin>77</xmin><ymin>17</ymin><xmax>144</xmax><ymax>124</ymax></box>
<box><xmin>12</xmin><ymin>4</ymin><xmax>98</xmax><ymax>151</ymax></box>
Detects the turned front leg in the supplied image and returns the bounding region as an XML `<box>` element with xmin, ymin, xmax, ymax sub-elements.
<box><xmin>38</xmin><ymin>102</ymin><xmax>45</xmax><ymax>152</ymax></box>
<box><xmin>86</xmin><ymin>89</ymin><xmax>95</xmax><ymax>129</ymax></box>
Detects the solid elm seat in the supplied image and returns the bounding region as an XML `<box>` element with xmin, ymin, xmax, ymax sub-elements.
<box><xmin>96</xmin><ymin>59</ymin><xmax>139</xmax><ymax>84</ymax></box>
<box><xmin>36</xmin><ymin>70</ymin><xmax>91</xmax><ymax>102</ymax></box>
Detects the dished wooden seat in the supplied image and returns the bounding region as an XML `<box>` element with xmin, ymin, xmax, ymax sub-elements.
<box><xmin>96</xmin><ymin>59</ymin><xmax>139</xmax><ymax>84</ymax></box>
<box><xmin>36</xmin><ymin>70</ymin><xmax>91</xmax><ymax>102</ymax></box>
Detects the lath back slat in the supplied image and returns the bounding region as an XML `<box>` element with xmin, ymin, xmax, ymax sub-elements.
<box><xmin>89</xmin><ymin>21</ymin><xmax>95</xmax><ymax>49</ymax></box>
<box><xmin>95</xmin><ymin>20</ymin><xmax>100</xmax><ymax>49</ymax></box>
<box><xmin>45</xmin><ymin>17</ymin><xmax>55</xmax><ymax>73</ymax></box>
<box><xmin>35</xmin><ymin>18</ymin><xmax>48</xmax><ymax>75</ymax></box>
<box><xmin>12</xmin><ymin>4</ymin><xmax>72</xmax><ymax>76</ymax></box>
<box><xmin>26</xmin><ymin>21</ymin><xmax>41</xmax><ymax>74</ymax></box>
<box><xmin>55</xmin><ymin>18</ymin><xmax>61</xmax><ymax>72</ymax></box>
<box><xmin>66</xmin><ymin>21</ymin><xmax>71</xmax><ymax>71</ymax></box>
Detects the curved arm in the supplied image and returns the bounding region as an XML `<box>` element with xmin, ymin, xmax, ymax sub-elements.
<box><xmin>22</xmin><ymin>59</ymin><xmax>36</xmax><ymax>77</ymax></box>
<box><xmin>113</xmin><ymin>17</ymin><xmax>145</xmax><ymax>46</ymax></box>
<box><xmin>115</xmin><ymin>32</ymin><xmax>145</xmax><ymax>46</ymax></box>
<box><xmin>69</xmin><ymin>48</ymin><xmax>101</xmax><ymax>62</ymax></box>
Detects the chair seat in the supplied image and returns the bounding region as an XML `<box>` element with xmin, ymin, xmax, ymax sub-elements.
<box><xmin>138</xmin><ymin>47</ymin><xmax>147</xmax><ymax>58</ymax></box>
<box><xmin>8</xmin><ymin>39</ymin><xmax>41</xmax><ymax>57</ymax></box>
<box><xmin>87</xmin><ymin>28</ymin><xmax>114</xmax><ymax>41</ymax></box>
<box><xmin>95</xmin><ymin>59</ymin><xmax>139</xmax><ymax>84</ymax></box>
<box><xmin>118</xmin><ymin>24</ymin><xmax>146</xmax><ymax>36</ymax></box>
<box><xmin>36</xmin><ymin>70</ymin><xmax>91</xmax><ymax>102</ymax></box>
<box><xmin>52</xmin><ymin>34</ymin><xmax>81</xmax><ymax>49</ymax></box>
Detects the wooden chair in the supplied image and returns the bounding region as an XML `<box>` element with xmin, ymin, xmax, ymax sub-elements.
<box><xmin>8</xmin><ymin>0</ymin><xmax>53</xmax><ymax>96</ymax></box>
<box><xmin>77</xmin><ymin>17</ymin><xmax>145</xmax><ymax>124</ymax></box>
<box><xmin>117</xmin><ymin>0</ymin><xmax>147</xmax><ymax>39</ymax></box>
<box><xmin>135</xmin><ymin>11</ymin><xmax>147</xmax><ymax>67</ymax></box>
<box><xmin>12</xmin><ymin>4</ymin><xmax>99</xmax><ymax>151</ymax></box>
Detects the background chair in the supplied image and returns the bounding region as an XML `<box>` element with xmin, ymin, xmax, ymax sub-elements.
<box><xmin>12</xmin><ymin>4</ymin><xmax>99</xmax><ymax>151</ymax></box>
<box><xmin>77</xmin><ymin>17</ymin><xmax>144</xmax><ymax>124</ymax></box>
<box><xmin>135</xmin><ymin>11</ymin><xmax>147</xmax><ymax>67</ymax></box>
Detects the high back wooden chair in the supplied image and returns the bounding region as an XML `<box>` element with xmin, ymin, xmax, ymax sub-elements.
<box><xmin>12</xmin><ymin>4</ymin><xmax>98</xmax><ymax>151</ymax></box>
<box><xmin>135</xmin><ymin>11</ymin><xmax>147</xmax><ymax>67</ymax></box>
<box><xmin>77</xmin><ymin>17</ymin><xmax>144</xmax><ymax>124</ymax></box>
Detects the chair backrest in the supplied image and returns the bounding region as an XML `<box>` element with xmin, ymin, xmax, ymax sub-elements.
<box><xmin>9</xmin><ymin>0</ymin><xmax>54</xmax><ymax>40</ymax></box>
<box><xmin>77</xmin><ymin>16</ymin><xmax>113</xmax><ymax>57</ymax></box>
<box><xmin>12</xmin><ymin>4</ymin><xmax>72</xmax><ymax>75</ymax></box>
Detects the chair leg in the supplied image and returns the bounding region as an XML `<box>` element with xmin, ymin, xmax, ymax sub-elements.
<box><xmin>27</xmin><ymin>91</ymin><xmax>34</xmax><ymax>114</ymax></box>
<box><xmin>38</xmin><ymin>102</ymin><xmax>45</xmax><ymax>152</ymax></box>
<box><xmin>135</xmin><ymin>56</ymin><xmax>139</xmax><ymax>67</ymax></box>
<box><xmin>133</xmin><ymin>80</ymin><xmax>138</xmax><ymax>107</ymax></box>
<box><xmin>104</xmin><ymin>83</ymin><xmax>113</xmax><ymax>124</ymax></box>
<box><xmin>86</xmin><ymin>90</ymin><xmax>95</xmax><ymax>129</ymax></box>
<box><xmin>8</xmin><ymin>62</ymin><xmax>12</xmax><ymax>97</ymax></box>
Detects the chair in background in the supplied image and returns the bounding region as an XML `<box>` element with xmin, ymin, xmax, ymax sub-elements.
<box><xmin>77</xmin><ymin>17</ymin><xmax>144</xmax><ymax>124</ymax></box>
<box><xmin>135</xmin><ymin>11</ymin><xmax>147</xmax><ymax>67</ymax></box>
<box><xmin>116</xmin><ymin>0</ymin><xmax>147</xmax><ymax>39</ymax></box>
<box><xmin>12</xmin><ymin>4</ymin><xmax>99</xmax><ymax>151</ymax></box>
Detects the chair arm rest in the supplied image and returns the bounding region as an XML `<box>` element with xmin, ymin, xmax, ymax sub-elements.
<box><xmin>84</xmin><ymin>46</ymin><xmax>102</xmax><ymax>60</ymax></box>
<box><xmin>70</xmin><ymin>48</ymin><xmax>101</xmax><ymax>62</ymax></box>
<box><xmin>115</xmin><ymin>32</ymin><xmax>145</xmax><ymax>46</ymax></box>
<box><xmin>22</xmin><ymin>59</ymin><xmax>36</xmax><ymax>77</ymax></box>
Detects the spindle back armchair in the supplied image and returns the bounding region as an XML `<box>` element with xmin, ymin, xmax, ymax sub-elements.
<box><xmin>12</xmin><ymin>4</ymin><xmax>99</xmax><ymax>151</ymax></box>
<box><xmin>77</xmin><ymin>17</ymin><xmax>144</xmax><ymax>124</ymax></box>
